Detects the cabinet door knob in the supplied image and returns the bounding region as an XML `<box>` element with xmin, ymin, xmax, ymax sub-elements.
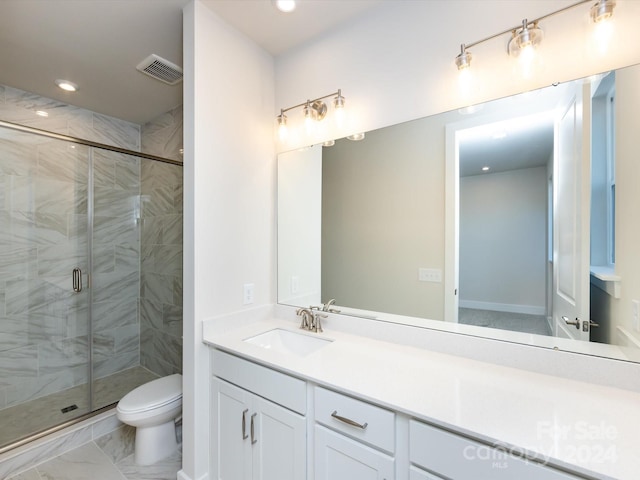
<box><xmin>242</xmin><ymin>409</ymin><xmax>249</xmax><ymax>440</ymax></box>
<box><xmin>250</xmin><ymin>413</ymin><xmax>257</xmax><ymax>445</ymax></box>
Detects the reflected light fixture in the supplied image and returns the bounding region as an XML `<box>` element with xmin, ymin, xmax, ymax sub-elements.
<box><xmin>322</xmin><ymin>140</ymin><xmax>335</xmax><ymax>147</ymax></box>
<box><xmin>591</xmin><ymin>0</ymin><xmax>616</xmax><ymax>23</ymax></box>
<box><xmin>482</xmin><ymin>166</ymin><xmax>490</xmax><ymax>172</ymax></box>
<box><xmin>35</xmin><ymin>110</ymin><xmax>49</xmax><ymax>117</ymax></box>
<box><xmin>55</xmin><ymin>79</ymin><xmax>78</xmax><ymax>92</ymax></box>
<box><xmin>276</xmin><ymin>89</ymin><xmax>345</xmax><ymax>139</ymax></box>
<box><xmin>346</xmin><ymin>132</ymin><xmax>365</xmax><ymax>141</ymax></box>
<box><xmin>272</xmin><ymin>0</ymin><xmax>296</xmax><ymax>13</ymax></box>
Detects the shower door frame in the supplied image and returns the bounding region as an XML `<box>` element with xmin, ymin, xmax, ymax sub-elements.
<box><xmin>0</xmin><ymin>119</ymin><xmax>182</xmax><ymax>455</ymax></box>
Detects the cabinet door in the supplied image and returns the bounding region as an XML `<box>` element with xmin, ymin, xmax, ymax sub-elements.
<box><xmin>315</xmin><ymin>425</ymin><xmax>394</xmax><ymax>480</ymax></box>
<box><xmin>212</xmin><ymin>378</ymin><xmax>252</xmax><ymax>480</ymax></box>
<box><xmin>252</xmin><ymin>396</ymin><xmax>306</xmax><ymax>480</ymax></box>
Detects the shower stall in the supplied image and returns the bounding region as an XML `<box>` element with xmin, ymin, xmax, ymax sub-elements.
<box><xmin>0</xmin><ymin>119</ymin><xmax>183</xmax><ymax>451</ymax></box>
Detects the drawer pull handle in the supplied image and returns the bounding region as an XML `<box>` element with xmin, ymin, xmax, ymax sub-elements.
<box><xmin>242</xmin><ymin>409</ymin><xmax>249</xmax><ymax>440</ymax></box>
<box><xmin>331</xmin><ymin>410</ymin><xmax>368</xmax><ymax>430</ymax></box>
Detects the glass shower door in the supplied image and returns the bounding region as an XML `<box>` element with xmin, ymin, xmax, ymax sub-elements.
<box><xmin>0</xmin><ymin>126</ymin><xmax>91</xmax><ymax>448</ymax></box>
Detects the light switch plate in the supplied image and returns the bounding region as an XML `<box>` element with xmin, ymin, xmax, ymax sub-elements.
<box><xmin>243</xmin><ymin>283</ymin><xmax>255</xmax><ymax>305</ymax></box>
<box><xmin>419</xmin><ymin>268</ymin><xmax>442</xmax><ymax>283</ymax></box>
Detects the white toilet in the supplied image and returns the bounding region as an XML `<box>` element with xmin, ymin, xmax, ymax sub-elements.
<box><xmin>116</xmin><ymin>373</ymin><xmax>183</xmax><ymax>465</ymax></box>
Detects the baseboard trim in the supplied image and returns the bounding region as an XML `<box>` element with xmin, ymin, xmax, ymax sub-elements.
<box><xmin>459</xmin><ymin>300</ymin><xmax>546</xmax><ymax>316</ymax></box>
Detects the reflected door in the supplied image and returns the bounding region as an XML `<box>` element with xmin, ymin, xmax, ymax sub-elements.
<box><xmin>553</xmin><ymin>84</ymin><xmax>591</xmax><ymax>341</ymax></box>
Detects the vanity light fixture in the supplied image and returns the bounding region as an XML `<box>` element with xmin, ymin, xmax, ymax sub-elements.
<box><xmin>453</xmin><ymin>1</ymin><xmax>613</xmax><ymax>73</ymax></box>
<box><xmin>55</xmin><ymin>79</ymin><xmax>78</xmax><ymax>92</ymax></box>
<box><xmin>276</xmin><ymin>89</ymin><xmax>345</xmax><ymax>139</ymax></box>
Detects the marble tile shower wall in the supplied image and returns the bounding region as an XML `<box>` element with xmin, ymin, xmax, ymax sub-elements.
<box><xmin>0</xmin><ymin>85</ymin><xmax>140</xmax><ymax>152</ymax></box>
<box><xmin>0</xmin><ymin>84</ymin><xmax>143</xmax><ymax>410</ymax></box>
<box><xmin>139</xmin><ymin>107</ymin><xmax>183</xmax><ymax>375</ymax></box>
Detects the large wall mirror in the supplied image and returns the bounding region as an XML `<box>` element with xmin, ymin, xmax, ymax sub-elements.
<box><xmin>277</xmin><ymin>62</ymin><xmax>640</xmax><ymax>364</ymax></box>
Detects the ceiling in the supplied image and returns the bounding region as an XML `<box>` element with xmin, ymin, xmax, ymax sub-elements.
<box><xmin>0</xmin><ymin>0</ymin><xmax>383</xmax><ymax>125</ymax></box>
<box><xmin>456</xmin><ymin>79</ymin><xmax>578</xmax><ymax>177</ymax></box>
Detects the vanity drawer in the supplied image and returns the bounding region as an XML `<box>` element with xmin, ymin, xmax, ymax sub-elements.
<box><xmin>410</xmin><ymin>420</ymin><xmax>581</xmax><ymax>480</ymax></box>
<box><xmin>211</xmin><ymin>349</ymin><xmax>306</xmax><ymax>414</ymax></box>
<box><xmin>314</xmin><ymin>386</ymin><xmax>395</xmax><ymax>454</ymax></box>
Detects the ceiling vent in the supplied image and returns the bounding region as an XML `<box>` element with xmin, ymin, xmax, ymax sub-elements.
<box><xmin>136</xmin><ymin>54</ymin><xmax>183</xmax><ymax>85</ymax></box>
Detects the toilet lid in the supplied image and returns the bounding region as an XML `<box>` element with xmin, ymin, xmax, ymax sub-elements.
<box><xmin>118</xmin><ymin>373</ymin><xmax>182</xmax><ymax>413</ymax></box>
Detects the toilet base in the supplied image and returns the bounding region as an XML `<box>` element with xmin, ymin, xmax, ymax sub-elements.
<box><xmin>134</xmin><ymin>420</ymin><xmax>178</xmax><ymax>465</ymax></box>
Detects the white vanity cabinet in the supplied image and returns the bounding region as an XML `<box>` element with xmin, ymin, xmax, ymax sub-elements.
<box><xmin>211</xmin><ymin>350</ymin><xmax>306</xmax><ymax>480</ymax></box>
<box><xmin>314</xmin><ymin>386</ymin><xmax>395</xmax><ymax>480</ymax></box>
<box><xmin>209</xmin><ymin>346</ymin><xmax>593</xmax><ymax>480</ymax></box>
<box><xmin>409</xmin><ymin>420</ymin><xmax>582</xmax><ymax>480</ymax></box>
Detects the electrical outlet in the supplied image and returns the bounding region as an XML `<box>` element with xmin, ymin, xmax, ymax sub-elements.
<box><xmin>632</xmin><ymin>300</ymin><xmax>640</xmax><ymax>332</ymax></box>
<box><xmin>418</xmin><ymin>268</ymin><xmax>442</xmax><ymax>283</ymax></box>
<box><xmin>243</xmin><ymin>283</ymin><xmax>254</xmax><ymax>305</ymax></box>
<box><xmin>291</xmin><ymin>276</ymin><xmax>300</xmax><ymax>294</ymax></box>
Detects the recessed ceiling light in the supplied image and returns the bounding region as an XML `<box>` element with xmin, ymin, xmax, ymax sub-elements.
<box><xmin>35</xmin><ymin>110</ymin><xmax>49</xmax><ymax>117</ymax></box>
<box><xmin>55</xmin><ymin>79</ymin><xmax>78</xmax><ymax>92</ymax></box>
<box><xmin>322</xmin><ymin>140</ymin><xmax>335</xmax><ymax>147</ymax></box>
<box><xmin>482</xmin><ymin>166</ymin><xmax>490</xmax><ymax>171</ymax></box>
<box><xmin>272</xmin><ymin>0</ymin><xmax>296</xmax><ymax>13</ymax></box>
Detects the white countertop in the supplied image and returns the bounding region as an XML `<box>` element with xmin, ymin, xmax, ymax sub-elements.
<box><xmin>203</xmin><ymin>312</ymin><xmax>640</xmax><ymax>480</ymax></box>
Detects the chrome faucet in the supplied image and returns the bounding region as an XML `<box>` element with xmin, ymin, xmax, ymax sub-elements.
<box><xmin>297</xmin><ymin>307</ymin><xmax>327</xmax><ymax>333</ymax></box>
<box><xmin>296</xmin><ymin>308</ymin><xmax>314</xmax><ymax>330</ymax></box>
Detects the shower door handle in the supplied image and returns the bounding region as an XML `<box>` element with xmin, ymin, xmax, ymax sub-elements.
<box><xmin>72</xmin><ymin>267</ymin><xmax>83</xmax><ymax>293</ymax></box>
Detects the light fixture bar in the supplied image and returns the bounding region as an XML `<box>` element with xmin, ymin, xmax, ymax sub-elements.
<box><xmin>279</xmin><ymin>90</ymin><xmax>344</xmax><ymax>115</ymax></box>
<box><xmin>460</xmin><ymin>0</ymin><xmax>591</xmax><ymax>51</ymax></box>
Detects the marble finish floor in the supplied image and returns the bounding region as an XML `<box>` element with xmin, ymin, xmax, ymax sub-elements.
<box><xmin>0</xmin><ymin>366</ymin><xmax>159</xmax><ymax>449</ymax></box>
<box><xmin>458</xmin><ymin>307</ymin><xmax>552</xmax><ymax>336</ymax></box>
<box><xmin>7</xmin><ymin>434</ymin><xmax>181</xmax><ymax>480</ymax></box>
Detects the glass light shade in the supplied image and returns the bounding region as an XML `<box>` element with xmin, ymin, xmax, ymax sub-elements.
<box><xmin>508</xmin><ymin>21</ymin><xmax>543</xmax><ymax>58</ymax></box>
<box><xmin>591</xmin><ymin>0</ymin><xmax>616</xmax><ymax>23</ymax></box>
<box><xmin>455</xmin><ymin>44</ymin><xmax>472</xmax><ymax>70</ymax></box>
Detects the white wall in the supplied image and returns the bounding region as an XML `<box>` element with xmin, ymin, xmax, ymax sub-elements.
<box><xmin>321</xmin><ymin>113</ymin><xmax>452</xmax><ymax>320</ymax></box>
<box><xmin>459</xmin><ymin>167</ymin><xmax>547</xmax><ymax>314</ymax></box>
<box><xmin>182</xmin><ymin>2</ymin><xmax>275</xmax><ymax>479</ymax></box>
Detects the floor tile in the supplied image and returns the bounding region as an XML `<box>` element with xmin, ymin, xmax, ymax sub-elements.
<box><xmin>116</xmin><ymin>449</ymin><xmax>182</xmax><ymax>480</ymax></box>
<box><xmin>36</xmin><ymin>442</ymin><xmax>125</xmax><ymax>480</ymax></box>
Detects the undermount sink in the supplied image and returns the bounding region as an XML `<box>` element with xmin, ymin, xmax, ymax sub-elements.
<box><xmin>244</xmin><ymin>328</ymin><xmax>333</xmax><ymax>356</ymax></box>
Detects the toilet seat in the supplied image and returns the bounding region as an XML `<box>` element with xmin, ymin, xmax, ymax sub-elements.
<box><xmin>117</xmin><ymin>373</ymin><xmax>182</xmax><ymax>414</ymax></box>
